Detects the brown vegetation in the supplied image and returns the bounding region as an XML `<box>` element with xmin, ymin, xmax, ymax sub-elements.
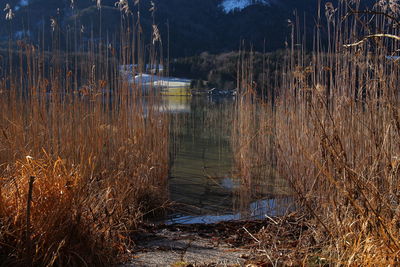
<box><xmin>234</xmin><ymin>1</ymin><xmax>400</xmax><ymax>265</ymax></box>
<box><xmin>0</xmin><ymin>6</ymin><xmax>168</xmax><ymax>266</ymax></box>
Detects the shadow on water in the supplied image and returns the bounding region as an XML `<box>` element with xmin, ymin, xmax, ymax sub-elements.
<box><xmin>160</xmin><ymin>95</ymin><xmax>293</xmax><ymax>224</ymax></box>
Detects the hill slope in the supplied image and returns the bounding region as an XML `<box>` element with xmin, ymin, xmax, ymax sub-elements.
<box><xmin>0</xmin><ymin>0</ymin><xmax>376</xmax><ymax>57</ymax></box>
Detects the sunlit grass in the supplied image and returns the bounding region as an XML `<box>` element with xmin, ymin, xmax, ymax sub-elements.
<box><xmin>234</xmin><ymin>1</ymin><xmax>400</xmax><ymax>264</ymax></box>
<box><xmin>0</xmin><ymin>4</ymin><xmax>168</xmax><ymax>266</ymax></box>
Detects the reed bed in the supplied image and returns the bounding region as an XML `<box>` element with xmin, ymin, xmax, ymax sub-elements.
<box><xmin>232</xmin><ymin>49</ymin><xmax>290</xmax><ymax>219</ymax></box>
<box><xmin>0</xmin><ymin>5</ymin><xmax>168</xmax><ymax>266</ymax></box>
<box><xmin>234</xmin><ymin>0</ymin><xmax>400</xmax><ymax>264</ymax></box>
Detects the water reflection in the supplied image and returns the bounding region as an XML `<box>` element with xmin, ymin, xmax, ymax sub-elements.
<box><xmin>161</xmin><ymin>96</ymin><xmax>191</xmax><ymax>113</ymax></box>
<box><xmin>168</xmin><ymin>97</ymin><xmax>234</xmax><ymax>215</ymax></box>
<box><xmin>220</xmin><ymin>177</ymin><xmax>240</xmax><ymax>190</ymax></box>
<box><xmin>164</xmin><ymin>96</ymin><xmax>292</xmax><ymax>224</ymax></box>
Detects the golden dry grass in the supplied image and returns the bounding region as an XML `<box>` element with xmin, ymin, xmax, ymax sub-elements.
<box><xmin>0</xmin><ymin>9</ymin><xmax>168</xmax><ymax>266</ymax></box>
<box><xmin>233</xmin><ymin>1</ymin><xmax>400</xmax><ymax>265</ymax></box>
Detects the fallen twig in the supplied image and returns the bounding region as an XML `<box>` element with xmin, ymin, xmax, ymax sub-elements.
<box><xmin>242</xmin><ymin>226</ymin><xmax>260</xmax><ymax>243</ymax></box>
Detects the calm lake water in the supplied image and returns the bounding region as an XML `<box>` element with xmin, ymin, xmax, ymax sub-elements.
<box><xmin>163</xmin><ymin>95</ymin><xmax>292</xmax><ymax>224</ymax></box>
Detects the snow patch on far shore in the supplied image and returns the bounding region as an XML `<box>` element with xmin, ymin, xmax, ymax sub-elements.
<box><xmin>220</xmin><ymin>0</ymin><xmax>271</xmax><ymax>13</ymax></box>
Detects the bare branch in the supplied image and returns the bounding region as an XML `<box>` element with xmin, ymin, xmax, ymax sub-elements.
<box><xmin>344</xmin><ymin>33</ymin><xmax>400</xmax><ymax>47</ymax></box>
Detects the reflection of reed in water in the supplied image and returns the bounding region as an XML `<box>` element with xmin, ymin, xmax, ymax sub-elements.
<box><xmin>167</xmin><ymin>97</ymin><xmax>236</xmax><ymax>215</ymax></box>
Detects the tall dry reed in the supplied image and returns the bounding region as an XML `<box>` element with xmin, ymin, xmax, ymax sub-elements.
<box><xmin>0</xmin><ymin>3</ymin><xmax>168</xmax><ymax>266</ymax></box>
<box><xmin>232</xmin><ymin>49</ymin><xmax>290</xmax><ymax>217</ymax></box>
<box><xmin>234</xmin><ymin>0</ymin><xmax>400</xmax><ymax>264</ymax></box>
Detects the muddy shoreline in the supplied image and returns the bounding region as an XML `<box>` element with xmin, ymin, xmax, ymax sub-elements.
<box><xmin>127</xmin><ymin>214</ymin><xmax>315</xmax><ymax>266</ymax></box>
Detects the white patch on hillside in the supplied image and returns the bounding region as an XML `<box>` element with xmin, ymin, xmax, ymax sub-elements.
<box><xmin>220</xmin><ymin>0</ymin><xmax>271</xmax><ymax>13</ymax></box>
<box><xmin>14</xmin><ymin>0</ymin><xmax>29</xmax><ymax>11</ymax></box>
<box><xmin>19</xmin><ymin>0</ymin><xmax>29</xmax><ymax>7</ymax></box>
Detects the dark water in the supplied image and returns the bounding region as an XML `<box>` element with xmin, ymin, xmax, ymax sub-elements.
<box><xmin>163</xmin><ymin>95</ymin><xmax>292</xmax><ymax>224</ymax></box>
